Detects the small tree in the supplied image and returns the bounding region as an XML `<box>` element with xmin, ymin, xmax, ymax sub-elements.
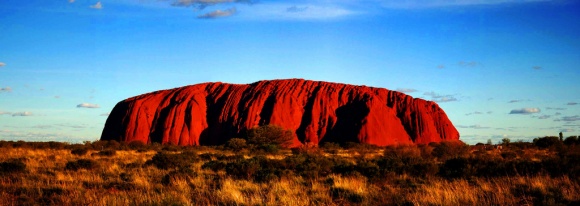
<box><xmin>502</xmin><ymin>138</ymin><xmax>511</xmax><ymax>146</ymax></box>
<box><xmin>245</xmin><ymin>125</ymin><xmax>294</xmax><ymax>148</ymax></box>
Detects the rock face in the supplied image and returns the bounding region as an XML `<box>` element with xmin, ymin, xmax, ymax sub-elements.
<box><xmin>101</xmin><ymin>79</ymin><xmax>459</xmax><ymax>146</ymax></box>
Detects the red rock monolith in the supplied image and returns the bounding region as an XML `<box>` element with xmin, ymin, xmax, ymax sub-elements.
<box><xmin>100</xmin><ymin>79</ymin><xmax>459</xmax><ymax>146</ymax></box>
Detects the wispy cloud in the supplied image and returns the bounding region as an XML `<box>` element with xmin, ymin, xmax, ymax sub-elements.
<box><xmin>437</xmin><ymin>64</ymin><xmax>445</xmax><ymax>69</ymax></box>
<box><xmin>532</xmin><ymin>66</ymin><xmax>542</xmax><ymax>70</ymax></box>
<box><xmin>538</xmin><ymin>115</ymin><xmax>551</xmax><ymax>119</ymax></box>
<box><xmin>509</xmin><ymin>108</ymin><xmax>540</xmax><ymax>114</ymax></box>
<box><xmin>0</xmin><ymin>111</ymin><xmax>12</xmax><ymax>115</ymax></box>
<box><xmin>77</xmin><ymin>103</ymin><xmax>100</xmax><ymax>108</ymax></box>
<box><xmin>170</xmin><ymin>0</ymin><xmax>256</xmax><ymax>10</ymax></box>
<box><xmin>69</xmin><ymin>0</ymin><xmax>75</xmax><ymax>3</ymax></box>
<box><xmin>508</xmin><ymin>99</ymin><xmax>522</xmax><ymax>103</ymax></box>
<box><xmin>568</xmin><ymin>102</ymin><xmax>578</xmax><ymax>105</ymax></box>
<box><xmin>198</xmin><ymin>7</ymin><xmax>237</xmax><ymax>19</ymax></box>
<box><xmin>396</xmin><ymin>88</ymin><xmax>418</xmax><ymax>93</ymax></box>
<box><xmin>423</xmin><ymin>91</ymin><xmax>458</xmax><ymax>102</ymax></box>
<box><xmin>12</xmin><ymin>111</ymin><xmax>33</xmax><ymax>117</ymax></box>
<box><xmin>465</xmin><ymin>111</ymin><xmax>484</xmax><ymax>116</ymax></box>
<box><xmin>457</xmin><ymin>124</ymin><xmax>490</xmax><ymax>129</ymax></box>
<box><xmin>458</xmin><ymin>61</ymin><xmax>482</xmax><ymax>67</ymax></box>
<box><xmin>380</xmin><ymin>0</ymin><xmax>551</xmax><ymax>9</ymax></box>
<box><xmin>560</xmin><ymin>128</ymin><xmax>575</xmax><ymax>132</ymax></box>
<box><xmin>250</xmin><ymin>4</ymin><xmax>357</xmax><ymax>20</ymax></box>
<box><xmin>0</xmin><ymin>62</ymin><xmax>5</xmax><ymax>67</ymax></box>
<box><xmin>555</xmin><ymin>115</ymin><xmax>580</xmax><ymax>122</ymax></box>
<box><xmin>0</xmin><ymin>87</ymin><xmax>12</xmax><ymax>92</ymax></box>
<box><xmin>90</xmin><ymin>1</ymin><xmax>103</xmax><ymax>9</ymax></box>
<box><xmin>287</xmin><ymin>5</ymin><xmax>308</xmax><ymax>13</ymax></box>
<box><xmin>546</xmin><ymin>107</ymin><xmax>566</xmax><ymax>110</ymax></box>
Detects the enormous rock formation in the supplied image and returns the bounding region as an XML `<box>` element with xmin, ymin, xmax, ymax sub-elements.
<box><xmin>101</xmin><ymin>79</ymin><xmax>459</xmax><ymax>146</ymax></box>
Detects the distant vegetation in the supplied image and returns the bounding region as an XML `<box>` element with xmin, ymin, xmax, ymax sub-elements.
<box><xmin>0</xmin><ymin>135</ymin><xmax>578</xmax><ymax>205</ymax></box>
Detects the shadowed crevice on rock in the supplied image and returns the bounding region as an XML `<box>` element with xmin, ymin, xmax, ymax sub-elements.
<box><xmin>296</xmin><ymin>84</ymin><xmax>321</xmax><ymax>143</ymax></box>
<box><xmin>323</xmin><ymin>101</ymin><xmax>369</xmax><ymax>144</ymax></box>
<box><xmin>259</xmin><ymin>93</ymin><xmax>277</xmax><ymax>126</ymax></box>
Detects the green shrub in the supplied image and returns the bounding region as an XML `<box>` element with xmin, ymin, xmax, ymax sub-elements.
<box><xmin>245</xmin><ymin>125</ymin><xmax>294</xmax><ymax>148</ymax></box>
<box><xmin>431</xmin><ymin>141</ymin><xmax>469</xmax><ymax>160</ymax></box>
<box><xmin>320</xmin><ymin>142</ymin><xmax>342</xmax><ymax>154</ymax></box>
<box><xmin>225</xmin><ymin>158</ymin><xmax>261</xmax><ymax>180</ymax></box>
<box><xmin>147</xmin><ymin>151</ymin><xmax>199</xmax><ymax>170</ymax></box>
<box><xmin>564</xmin><ymin>136</ymin><xmax>579</xmax><ymax>145</ymax></box>
<box><xmin>201</xmin><ymin>160</ymin><xmax>227</xmax><ymax>172</ymax></box>
<box><xmin>533</xmin><ymin>136</ymin><xmax>561</xmax><ymax>149</ymax></box>
<box><xmin>439</xmin><ymin>157</ymin><xmax>473</xmax><ymax>179</ymax></box>
<box><xmin>225</xmin><ymin>138</ymin><xmax>247</xmax><ymax>151</ymax></box>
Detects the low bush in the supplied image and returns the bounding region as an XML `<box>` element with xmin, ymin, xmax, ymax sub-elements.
<box><xmin>533</xmin><ymin>136</ymin><xmax>561</xmax><ymax>149</ymax></box>
<box><xmin>431</xmin><ymin>141</ymin><xmax>469</xmax><ymax>160</ymax></box>
<box><xmin>0</xmin><ymin>158</ymin><xmax>27</xmax><ymax>174</ymax></box>
<box><xmin>245</xmin><ymin>125</ymin><xmax>294</xmax><ymax>148</ymax></box>
<box><xmin>65</xmin><ymin>159</ymin><xmax>98</xmax><ymax>171</ymax></box>
<box><xmin>201</xmin><ymin>160</ymin><xmax>227</xmax><ymax>172</ymax></box>
<box><xmin>147</xmin><ymin>151</ymin><xmax>199</xmax><ymax>170</ymax></box>
<box><xmin>225</xmin><ymin>138</ymin><xmax>247</xmax><ymax>151</ymax></box>
<box><xmin>92</xmin><ymin>149</ymin><xmax>116</xmax><ymax>157</ymax></box>
<box><xmin>71</xmin><ymin>148</ymin><xmax>89</xmax><ymax>156</ymax></box>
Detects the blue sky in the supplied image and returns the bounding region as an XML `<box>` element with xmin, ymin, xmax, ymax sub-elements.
<box><xmin>1</xmin><ymin>0</ymin><xmax>579</xmax><ymax>144</ymax></box>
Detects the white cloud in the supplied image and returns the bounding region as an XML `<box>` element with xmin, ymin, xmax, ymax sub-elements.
<box><xmin>0</xmin><ymin>62</ymin><xmax>5</xmax><ymax>67</ymax></box>
<box><xmin>0</xmin><ymin>87</ymin><xmax>12</xmax><ymax>92</ymax></box>
<box><xmin>423</xmin><ymin>91</ymin><xmax>458</xmax><ymax>102</ymax></box>
<box><xmin>438</xmin><ymin>96</ymin><xmax>458</xmax><ymax>102</ymax></box>
<box><xmin>509</xmin><ymin>108</ymin><xmax>540</xmax><ymax>114</ymax></box>
<box><xmin>77</xmin><ymin>103</ymin><xmax>100</xmax><ymax>108</ymax></box>
<box><xmin>12</xmin><ymin>111</ymin><xmax>33</xmax><ymax>117</ymax></box>
<box><xmin>90</xmin><ymin>1</ymin><xmax>103</xmax><ymax>9</ymax></box>
<box><xmin>0</xmin><ymin>111</ymin><xmax>12</xmax><ymax>115</ymax></box>
<box><xmin>69</xmin><ymin>0</ymin><xmax>75</xmax><ymax>3</ymax></box>
<box><xmin>198</xmin><ymin>7</ymin><xmax>237</xmax><ymax>19</ymax></box>
<box><xmin>396</xmin><ymin>88</ymin><xmax>418</xmax><ymax>93</ymax></box>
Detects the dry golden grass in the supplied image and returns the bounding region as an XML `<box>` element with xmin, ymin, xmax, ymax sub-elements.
<box><xmin>0</xmin><ymin>144</ymin><xmax>578</xmax><ymax>205</ymax></box>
